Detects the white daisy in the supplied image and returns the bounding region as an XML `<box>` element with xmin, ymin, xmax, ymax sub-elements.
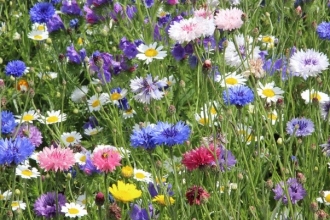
<box><xmin>257</xmin><ymin>81</ymin><xmax>284</xmax><ymax>103</ymax></box>
<box><xmin>136</xmin><ymin>42</ymin><xmax>167</xmax><ymax>64</ymax></box>
<box><xmin>15</xmin><ymin>110</ymin><xmax>39</xmax><ymax>123</ymax></box>
<box><xmin>225</xmin><ymin>34</ymin><xmax>261</xmax><ymax>68</ymax></box>
<box><xmin>216</xmin><ymin>71</ymin><xmax>247</xmax><ymax>87</ymax></box>
<box><xmin>71</xmin><ymin>86</ymin><xmax>88</xmax><ymax>103</ymax></box>
<box><xmin>37</xmin><ymin>72</ymin><xmax>58</xmax><ymax>80</ymax></box>
<box><xmin>31</xmin><ymin>23</ymin><xmax>47</xmax><ymax>32</ymax></box>
<box><xmin>258</xmin><ymin>35</ymin><xmax>276</xmax><ymax>49</ymax></box>
<box><xmin>264</xmin><ymin>110</ymin><xmax>280</xmax><ymax>125</ymax></box>
<box><xmin>0</xmin><ymin>190</ymin><xmax>12</xmax><ymax>200</ymax></box>
<box><xmin>201</xmin><ymin>101</ymin><xmax>220</xmax><ymax>117</ymax></box>
<box><xmin>16</xmin><ymin>165</ymin><xmax>40</xmax><ymax>179</ymax></box>
<box><xmin>84</xmin><ymin>126</ymin><xmax>103</xmax><ymax>136</ymax></box>
<box><xmin>29</xmin><ymin>152</ymin><xmax>40</xmax><ymax>163</ymax></box>
<box><xmin>195</xmin><ymin>111</ymin><xmax>216</xmax><ymax>127</ymax></box>
<box><xmin>110</xmin><ymin>88</ymin><xmax>128</xmax><ymax>105</ymax></box>
<box><xmin>28</xmin><ymin>30</ymin><xmax>49</xmax><ymax>41</ymax></box>
<box><xmin>61</xmin><ymin>203</ymin><xmax>87</xmax><ymax>218</ymax></box>
<box><xmin>87</xmin><ymin>93</ymin><xmax>109</xmax><ymax>112</ymax></box>
<box><xmin>11</xmin><ymin>201</ymin><xmax>26</xmax><ymax>211</ymax></box>
<box><xmin>38</xmin><ymin>110</ymin><xmax>67</xmax><ymax>124</ymax></box>
<box><xmin>61</xmin><ymin>131</ymin><xmax>82</xmax><ymax>147</ymax></box>
<box><xmin>76</xmin><ymin>194</ymin><xmax>87</xmax><ymax>207</ymax></box>
<box><xmin>289</xmin><ymin>49</ymin><xmax>329</xmax><ymax>79</ymax></box>
<box><xmin>316</xmin><ymin>191</ymin><xmax>330</xmax><ymax>205</ymax></box>
<box><xmin>123</xmin><ymin>108</ymin><xmax>136</xmax><ymax>119</ymax></box>
<box><xmin>75</xmin><ymin>152</ymin><xmax>88</xmax><ymax>165</ymax></box>
<box><xmin>301</xmin><ymin>89</ymin><xmax>330</xmax><ymax>104</ymax></box>
<box><xmin>133</xmin><ymin>168</ymin><xmax>153</xmax><ymax>183</ymax></box>
<box><xmin>166</xmin><ymin>75</ymin><xmax>176</xmax><ymax>87</ymax></box>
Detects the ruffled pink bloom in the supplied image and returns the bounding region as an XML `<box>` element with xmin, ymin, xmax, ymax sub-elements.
<box><xmin>182</xmin><ymin>144</ymin><xmax>220</xmax><ymax>171</ymax></box>
<box><xmin>167</xmin><ymin>0</ymin><xmax>179</xmax><ymax>5</ymax></box>
<box><xmin>194</xmin><ymin>8</ymin><xmax>213</xmax><ymax>19</ymax></box>
<box><xmin>92</xmin><ymin>148</ymin><xmax>121</xmax><ymax>173</ymax></box>
<box><xmin>38</xmin><ymin>146</ymin><xmax>75</xmax><ymax>172</ymax></box>
<box><xmin>214</xmin><ymin>7</ymin><xmax>244</xmax><ymax>31</ymax></box>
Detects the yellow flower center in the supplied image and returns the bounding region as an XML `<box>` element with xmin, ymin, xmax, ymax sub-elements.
<box><xmin>210</xmin><ymin>107</ymin><xmax>217</xmax><ymax>115</ymax></box>
<box><xmin>33</xmin><ymin>35</ymin><xmax>43</xmax><ymax>40</ymax></box>
<box><xmin>89</xmin><ymin>130</ymin><xmax>98</xmax><ymax>135</ymax></box>
<box><xmin>262</xmin><ymin>36</ymin><xmax>274</xmax><ymax>43</ymax></box>
<box><xmin>220</xmin><ymin>186</ymin><xmax>225</xmax><ymax>193</ymax></box>
<box><xmin>125</xmin><ymin>109</ymin><xmax>133</xmax><ymax>114</ymax></box>
<box><xmin>22</xmin><ymin>169</ymin><xmax>32</xmax><ymax>177</ymax></box>
<box><xmin>111</xmin><ymin>93</ymin><xmax>121</xmax><ymax>101</ymax></box>
<box><xmin>91</xmin><ymin>100</ymin><xmax>100</xmax><ymax>108</ymax></box>
<box><xmin>262</xmin><ymin>89</ymin><xmax>275</xmax><ymax>97</ymax></box>
<box><xmin>135</xmin><ymin>172</ymin><xmax>146</xmax><ymax>179</ymax></box>
<box><xmin>77</xmin><ymin>37</ymin><xmax>83</xmax><ymax>45</ymax></box>
<box><xmin>225</xmin><ymin>77</ymin><xmax>238</xmax><ymax>85</ymax></box>
<box><xmin>152</xmin><ymin>195</ymin><xmax>175</xmax><ymax>206</ymax></box>
<box><xmin>46</xmin><ymin>116</ymin><xmax>59</xmax><ymax>123</ymax></box>
<box><xmin>11</xmin><ymin>202</ymin><xmax>19</xmax><ymax>207</ymax></box>
<box><xmin>198</xmin><ymin>118</ymin><xmax>208</xmax><ymax>125</ymax></box>
<box><xmin>68</xmin><ymin>208</ymin><xmax>79</xmax><ymax>215</ymax></box>
<box><xmin>325</xmin><ymin>194</ymin><xmax>330</xmax><ymax>203</ymax></box>
<box><xmin>121</xmin><ymin>166</ymin><xmax>133</xmax><ymax>177</ymax></box>
<box><xmin>80</xmin><ymin>155</ymin><xmax>86</xmax><ymax>163</ymax></box>
<box><xmin>37</xmin><ymin>25</ymin><xmax>45</xmax><ymax>31</ymax></box>
<box><xmin>267</xmin><ymin>113</ymin><xmax>277</xmax><ymax>120</ymax></box>
<box><xmin>22</xmin><ymin>114</ymin><xmax>34</xmax><ymax>121</ymax></box>
<box><xmin>0</xmin><ymin>195</ymin><xmax>4</xmax><ymax>200</ymax></box>
<box><xmin>66</xmin><ymin>136</ymin><xmax>75</xmax><ymax>143</ymax></box>
<box><xmin>310</xmin><ymin>93</ymin><xmax>321</xmax><ymax>101</ymax></box>
<box><xmin>145</xmin><ymin>48</ymin><xmax>158</xmax><ymax>57</ymax></box>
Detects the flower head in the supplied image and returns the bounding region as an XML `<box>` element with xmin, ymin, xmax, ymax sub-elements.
<box><xmin>152</xmin><ymin>121</ymin><xmax>190</xmax><ymax>147</ymax></box>
<box><xmin>60</xmin><ymin>131</ymin><xmax>82</xmax><ymax>147</ymax></box>
<box><xmin>130</xmin><ymin>204</ymin><xmax>156</xmax><ymax>220</ymax></box>
<box><xmin>16</xmin><ymin>165</ymin><xmax>40</xmax><ymax>179</ymax></box>
<box><xmin>130</xmin><ymin>125</ymin><xmax>157</xmax><ymax>150</ymax></box>
<box><xmin>273</xmin><ymin>178</ymin><xmax>306</xmax><ymax>204</ymax></box>
<box><xmin>38</xmin><ymin>146</ymin><xmax>75</xmax><ymax>171</ymax></box>
<box><xmin>0</xmin><ymin>190</ymin><xmax>12</xmax><ymax>200</ymax></box>
<box><xmin>257</xmin><ymin>81</ymin><xmax>284</xmax><ymax>103</ymax></box>
<box><xmin>215</xmin><ymin>71</ymin><xmax>247</xmax><ymax>87</ymax></box>
<box><xmin>320</xmin><ymin>100</ymin><xmax>330</xmax><ymax>120</ymax></box>
<box><xmin>5</xmin><ymin>60</ymin><xmax>28</xmax><ymax>78</ymax></box>
<box><xmin>0</xmin><ymin>137</ymin><xmax>35</xmax><ymax>165</ymax></box>
<box><xmin>286</xmin><ymin>118</ymin><xmax>314</xmax><ymax>137</ymax></box>
<box><xmin>38</xmin><ymin>110</ymin><xmax>67</xmax><ymax>124</ymax></box>
<box><xmin>71</xmin><ymin>86</ymin><xmax>88</xmax><ymax>103</ymax></box>
<box><xmin>91</xmin><ymin>148</ymin><xmax>121</xmax><ymax>173</ymax></box>
<box><xmin>109</xmin><ymin>181</ymin><xmax>142</xmax><ymax>203</ymax></box>
<box><xmin>289</xmin><ymin>49</ymin><xmax>329</xmax><ymax>79</ymax></box>
<box><xmin>30</xmin><ymin>2</ymin><xmax>55</xmax><ymax>23</ymax></box>
<box><xmin>133</xmin><ymin>168</ymin><xmax>153</xmax><ymax>183</ymax></box>
<box><xmin>185</xmin><ymin>185</ymin><xmax>210</xmax><ymax>205</ymax></box>
<box><xmin>316</xmin><ymin>191</ymin><xmax>330</xmax><ymax>205</ymax></box>
<box><xmin>11</xmin><ymin>201</ymin><xmax>26</xmax><ymax>211</ymax></box>
<box><xmin>152</xmin><ymin>195</ymin><xmax>175</xmax><ymax>206</ymax></box>
<box><xmin>87</xmin><ymin>93</ymin><xmax>110</xmax><ymax>112</ymax></box>
<box><xmin>1</xmin><ymin>110</ymin><xmax>16</xmax><ymax>134</ymax></box>
<box><xmin>15</xmin><ymin>110</ymin><xmax>39</xmax><ymax>124</ymax></box>
<box><xmin>301</xmin><ymin>89</ymin><xmax>330</xmax><ymax>104</ymax></box>
<box><xmin>223</xmin><ymin>85</ymin><xmax>254</xmax><ymax>107</ymax></box>
<box><xmin>61</xmin><ymin>203</ymin><xmax>87</xmax><ymax>218</ymax></box>
<box><xmin>316</xmin><ymin>22</ymin><xmax>330</xmax><ymax>40</ymax></box>
<box><xmin>34</xmin><ymin>192</ymin><xmax>66</xmax><ymax>218</ymax></box>
<box><xmin>214</xmin><ymin>8</ymin><xmax>244</xmax><ymax>31</ymax></box>
<box><xmin>136</xmin><ymin>42</ymin><xmax>167</xmax><ymax>64</ymax></box>
<box><xmin>182</xmin><ymin>145</ymin><xmax>220</xmax><ymax>171</ymax></box>
<box><xmin>15</xmin><ymin>124</ymin><xmax>43</xmax><ymax>147</ymax></box>
<box><xmin>218</xmin><ymin>147</ymin><xmax>237</xmax><ymax>171</ymax></box>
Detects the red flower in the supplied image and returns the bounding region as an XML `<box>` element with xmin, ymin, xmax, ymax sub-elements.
<box><xmin>181</xmin><ymin>144</ymin><xmax>220</xmax><ymax>171</ymax></box>
<box><xmin>185</xmin><ymin>185</ymin><xmax>210</xmax><ymax>205</ymax></box>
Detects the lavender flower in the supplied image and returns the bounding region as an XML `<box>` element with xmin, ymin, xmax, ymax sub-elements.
<box><xmin>273</xmin><ymin>178</ymin><xmax>306</xmax><ymax>204</ymax></box>
<box><xmin>130</xmin><ymin>204</ymin><xmax>157</xmax><ymax>220</ymax></box>
<box><xmin>66</xmin><ymin>45</ymin><xmax>83</xmax><ymax>64</ymax></box>
<box><xmin>46</xmin><ymin>13</ymin><xmax>64</xmax><ymax>33</ymax></box>
<box><xmin>15</xmin><ymin>124</ymin><xmax>43</xmax><ymax>147</ymax></box>
<box><xmin>34</xmin><ymin>192</ymin><xmax>67</xmax><ymax>218</ymax></box>
<box><xmin>286</xmin><ymin>118</ymin><xmax>314</xmax><ymax>137</ymax></box>
<box><xmin>218</xmin><ymin>147</ymin><xmax>237</xmax><ymax>171</ymax></box>
<box><xmin>61</xmin><ymin>0</ymin><xmax>82</xmax><ymax>15</ymax></box>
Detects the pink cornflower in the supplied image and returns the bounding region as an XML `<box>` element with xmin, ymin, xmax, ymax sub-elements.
<box><xmin>186</xmin><ymin>185</ymin><xmax>210</xmax><ymax>205</ymax></box>
<box><xmin>182</xmin><ymin>144</ymin><xmax>220</xmax><ymax>171</ymax></box>
<box><xmin>38</xmin><ymin>146</ymin><xmax>75</xmax><ymax>172</ymax></box>
<box><xmin>214</xmin><ymin>8</ymin><xmax>244</xmax><ymax>31</ymax></box>
<box><xmin>194</xmin><ymin>8</ymin><xmax>213</xmax><ymax>19</ymax></box>
<box><xmin>91</xmin><ymin>148</ymin><xmax>121</xmax><ymax>173</ymax></box>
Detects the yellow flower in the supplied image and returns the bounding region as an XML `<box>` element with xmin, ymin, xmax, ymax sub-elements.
<box><xmin>121</xmin><ymin>166</ymin><xmax>134</xmax><ymax>178</ymax></box>
<box><xmin>109</xmin><ymin>181</ymin><xmax>141</xmax><ymax>203</ymax></box>
<box><xmin>152</xmin><ymin>195</ymin><xmax>175</xmax><ymax>206</ymax></box>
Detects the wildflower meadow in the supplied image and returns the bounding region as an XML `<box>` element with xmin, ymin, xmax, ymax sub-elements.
<box><xmin>1</xmin><ymin>0</ymin><xmax>330</xmax><ymax>219</ymax></box>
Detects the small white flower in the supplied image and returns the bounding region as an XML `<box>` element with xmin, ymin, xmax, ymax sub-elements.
<box><xmin>38</xmin><ymin>110</ymin><xmax>67</xmax><ymax>124</ymax></box>
<box><xmin>75</xmin><ymin>152</ymin><xmax>88</xmax><ymax>165</ymax></box>
<box><xmin>123</xmin><ymin>108</ymin><xmax>136</xmax><ymax>119</ymax></box>
<box><xmin>11</xmin><ymin>201</ymin><xmax>26</xmax><ymax>211</ymax></box>
<box><xmin>87</xmin><ymin>93</ymin><xmax>110</xmax><ymax>112</ymax></box>
<box><xmin>301</xmin><ymin>89</ymin><xmax>330</xmax><ymax>104</ymax></box>
<box><xmin>136</xmin><ymin>42</ymin><xmax>167</xmax><ymax>64</ymax></box>
<box><xmin>37</xmin><ymin>72</ymin><xmax>58</xmax><ymax>80</ymax></box>
<box><xmin>16</xmin><ymin>165</ymin><xmax>40</xmax><ymax>179</ymax></box>
<box><xmin>316</xmin><ymin>191</ymin><xmax>330</xmax><ymax>205</ymax></box>
<box><xmin>195</xmin><ymin>111</ymin><xmax>216</xmax><ymax>127</ymax></box>
<box><xmin>84</xmin><ymin>126</ymin><xmax>103</xmax><ymax>136</ymax></box>
<box><xmin>133</xmin><ymin>169</ymin><xmax>153</xmax><ymax>183</ymax></box>
<box><xmin>258</xmin><ymin>35</ymin><xmax>276</xmax><ymax>49</ymax></box>
<box><xmin>61</xmin><ymin>131</ymin><xmax>82</xmax><ymax>147</ymax></box>
<box><xmin>0</xmin><ymin>190</ymin><xmax>12</xmax><ymax>200</ymax></box>
<box><xmin>216</xmin><ymin>71</ymin><xmax>247</xmax><ymax>87</ymax></box>
<box><xmin>71</xmin><ymin>86</ymin><xmax>88</xmax><ymax>103</ymax></box>
<box><xmin>15</xmin><ymin>110</ymin><xmax>39</xmax><ymax>123</ymax></box>
<box><xmin>257</xmin><ymin>81</ymin><xmax>284</xmax><ymax>103</ymax></box>
<box><xmin>28</xmin><ymin>30</ymin><xmax>49</xmax><ymax>41</ymax></box>
<box><xmin>110</xmin><ymin>88</ymin><xmax>128</xmax><ymax>105</ymax></box>
<box><xmin>61</xmin><ymin>203</ymin><xmax>87</xmax><ymax>218</ymax></box>
<box><xmin>76</xmin><ymin>194</ymin><xmax>87</xmax><ymax>207</ymax></box>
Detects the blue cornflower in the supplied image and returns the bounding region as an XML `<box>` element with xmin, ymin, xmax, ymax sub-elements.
<box><xmin>29</xmin><ymin>2</ymin><xmax>55</xmax><ymax>23</ymax></box>
<box><xmin>61</xmin><ymin>0</ymin><xmax>82</xmax><ymax>15</ymax></box>
<box><xmin>130</xmin><ymin>125</ymin><xmax>157</xmax><ymax>150</ymax></box>
<box><xmin>69</xmin><ymin>18</ymin><xmax>79</xmax><ymax>29</ymax></box>
<box><xmin>46</xmin><ymin>14</ymin><xmax>64</xmax><ymax>33</ymax></box>
<box><xmin>144</xmin><ymin>0</ymin><xmax>154</xmax><ymax>8</ymax></box>
<box><xmin>66</xmin><ymin>44</ymin><xmax>83</xmax><ymax>64</ymax></box>
<box><xmin>0</xmin><ymin>137</ymin><xmax>35</xmax><ymax>165</ymax></box>
<box><xmin>152</xmin><ymin>121</ymin><xmax>190</xmax><ymax>147</ymax></box>
<box><xmin>171</xmin><ymin>43</ymin><xmax>185</xmax><ymax>61</ymax></box>
<box><xmin>223</xmin><ymin>85</ymin><xmax>254</xmax><ymax>107</ymax></box>
<box><xmin>316</xmin><ymin>22</ymin><xmax>330</xmax><ymax>40</ymax></box>
<box><xmin>286</xmin><ymin>118</ymin><xmax>315</xmax><ymax>137</ymax></box>
<box><xmin>1</xmin><ymin>110</ymin><xmax>16</xmax><ymax>134</ymax></box>
<box><xmin>5</xmin><ymin>60</ymin><xmax>28</xmax><ymax>78</ymax></box>
<box><xmin>123</xmin><ymin>43</ymin><xmax>138</xmax><ymax>59</ymax></box>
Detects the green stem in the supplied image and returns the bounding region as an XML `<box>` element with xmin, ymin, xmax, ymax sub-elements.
<box><xmin>23</xmin><ymin>181</ymin><xmax>33</xmax><ymax>220</ymax></box>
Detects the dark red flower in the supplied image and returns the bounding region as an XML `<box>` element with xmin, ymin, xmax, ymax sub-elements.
<box><xmin>185</xmin><ymin>185</ymin><xmax>210</xmax><ymax>205</ymax></box>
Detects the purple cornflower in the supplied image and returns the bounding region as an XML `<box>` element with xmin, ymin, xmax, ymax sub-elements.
<box><xmin>130</xmin><ymin>204</ymin><xmax>157</xmax><ymax>220</ymax></box>
<box><xmin>66</xmin><ymin>45</ymin><xmax>83</xmax><ymax>64</ymax></box>
<box><xmin>86</xmin><ymin>0</ymin><xmax>112</xmax><ymax>7</ymax></box>
<box><xmin>80</xmin><ymin>154</ymin><xmax>100</xmax><ymax>175</ymax></box>
<box><xmin>61</xmin><ymin>0</ymin><xmax>82</xmax><ymax>15</ymax></box>
<box><xmin>5</xmin><ymin>60</ymin><xmax>28</xmax><ymax>78</ymax></box>
<box><xmin>29</xmin><ymin>2</ymin><xmax>55</xmax><ymax>23</ymax></box>
<box><xmin>218</xmin><ymin>147</ymin><xmax>237</xmax><ymax>171</ymax></box>
<box><xmin>126</xmin><ymin>5</ymin><xmax>137</xmax><ymax>20</ymax></box>
<box><xmin>0</xmin><ymin>137</ymin><xmax>35</xmax><ymax>165</ymax></box>
<box><xmin>34</xmin><ymin>192</ymin><xmax>67</xmax><ymax>218</ymax></box>
<box><xmin>83</xmin><ymin>6</ymin><xmax>103</xmax><ymax>24</ymax></box>
<box><xmin>130</xmin><ymin>125</ymin><xmax>157</xmax><ymax>150</ymax></box>
<box><xmin>316</xmin><ymin>22</ymin><xmax>330</xmax><ymax>40</ymax></box>
<box><xmin>144</xmin><ymin>0</ymin><xmax>154</xmax><ymax>8</ymax></box>
<box><xmin>83</xmin><ymin>116</ymin><xmax>98</xmax><ymax>129</ymax></box>
<box><xmin>46</xmin><ymin>13</ymin><xmax>64</xmax><ymax>33</ymax></box>
<box><xmin>15</xmin><ymin>124</ymin><xmax>43</xmax><ymax>147</ymax></box>
<box><xmin>123</xmin><ymin>43</ymin><xmax>138</xmax><ymax>59</ymax></box>
<box><xmin>273</xmin><ymin>178</ymin><xmax>306</xmax><ymax>204</ymax></box>
<box><xmin>130</xmin><ymin>74</ymin><xmax>167</xmax><ymax>104</ymax></box>
<box><xmin>286</xmin><ymin>118</ymin><xmax>314</xmax><ymax>137</ymax></box>
<box><xmin>223</xmin><ymin>85</ymin><xmax>254</xmax><ymax>107</ymax></box>
<box><xmin>1</xmin><ymin>111</ymin><xmax>16</xmax><ymax>134</ymax></box>
<box><xmin>89</xmin><ymin>51</ymin><xmax>114</xmax><ymax>83</ymax></box>
<box><xmin>148</xmin><ymin>182</ymin><xmax>174</xmax><ymax>198</ymax></box>
<box><xmin>171</xmin><ymin>43</ymin><xmax>185</xmax><ymax>61</ymax></box>
<box><xmin>152</xmin><ymin>121</ymin><xmax>191</xmax><ymax>147</ymax></box>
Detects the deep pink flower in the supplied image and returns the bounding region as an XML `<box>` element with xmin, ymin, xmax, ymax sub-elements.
<box><xmin>182</xmin><ymin>144</ymin><xmax>220</xmax><ymax>171</ymax></box>
<box><xmin>91</xmin><ymin>148</ymin><xmax>121</xmax><ymax>173</ymax></box>
<box><xmin>185</xmin><ymin>185</ymin><xmax>210</xmax><ymax>205</ymax></box>
<box><xmin>214</xmin><ymin>8</ymin><xmax>244</xmax><ymax>31</ymax></box>
<box><xmin>38</xmin><ymin>146</ymin><xmax>75</xmax><ymax>172</ymax></box>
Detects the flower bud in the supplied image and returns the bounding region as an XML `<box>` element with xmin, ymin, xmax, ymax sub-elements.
<box><xmin>95</xmin><ymin>192</ymin><xmax>105</xmax><ymax>206</ymax></box>
<box><xmin>310</xmin><ymin>201</ymin><xmax>318</xmax><ymax>213</ymax></box>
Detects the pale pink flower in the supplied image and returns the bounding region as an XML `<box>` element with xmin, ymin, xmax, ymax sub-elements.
<box><xmin>194</xmin><ymin>8</ymin><xmax>213</xmax><ymax>19</ymax></box>
<box><xmin>214</xmin><ymin>8</ymin><xmax>244</xmax><ymax>31</ymax></box>
<box><xmin>91</xmin><ymin>148</ymin><xmax>121</xmax><ymax>173</ymax></box>
<box><xmin>38</xmin><ymin>146</ymin><xmax>75</xmax><ymax>172</ymax></box>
